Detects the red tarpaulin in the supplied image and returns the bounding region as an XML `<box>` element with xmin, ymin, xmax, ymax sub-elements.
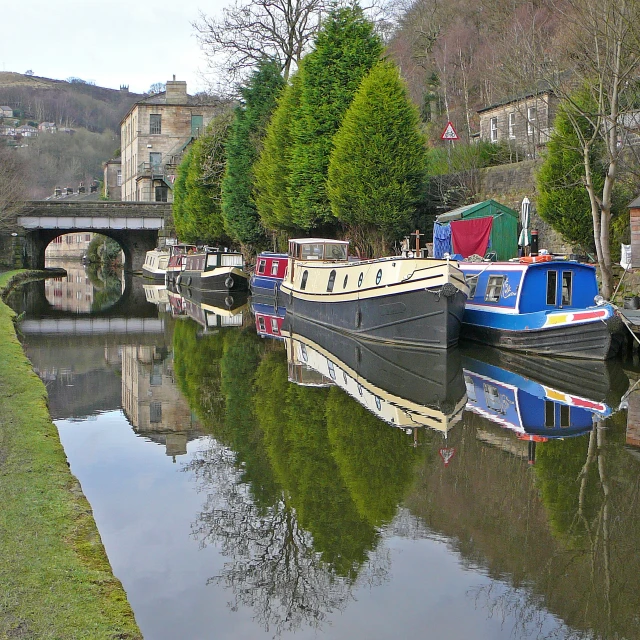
<box><xmin>450</xmin><ymin>216</ymin><xmax>493</xmax><ymax>258</ymax></box>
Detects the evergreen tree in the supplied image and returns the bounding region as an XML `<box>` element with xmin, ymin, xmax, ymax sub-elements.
<box><xmin>288</xmin><ymin>5</ymin><xmax>383</xmax><ymax>230</ymax></box>
<box><xmin>221</xmin><ymin>59</ymin><xmax>285</xmax><ymax>245</ymax></box>
<box><xmin>172</xmin><ymin>110</ymin><xmax>234</xmax><ymax>244</ymax></box>
<box><xmin>327</xmin><ymin>60</ymin><xmax>427</xmax><ymax>254</ymax></box>
<box><xmin>254</xmin><ymin>70</ymin><xmax>303</xmax><ymax>232</ymax></box>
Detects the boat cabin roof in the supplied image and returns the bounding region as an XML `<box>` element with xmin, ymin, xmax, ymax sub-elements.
<box><xmin>288</xmin><ymin>238</ymin><xmax>349</xmax><ymax>261</ymax></box>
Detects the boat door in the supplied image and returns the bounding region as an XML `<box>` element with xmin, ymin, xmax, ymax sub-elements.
<box><xmin>545</xmin><ymin>267</ymin><xmax>573</xmax><ymax>309</ymax></box>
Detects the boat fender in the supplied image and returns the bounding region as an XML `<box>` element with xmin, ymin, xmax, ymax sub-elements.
<box><xmin>520</xmin><ymin>255</ymin><xmax>552</xmax><ymax>263</ymax></box>
<box><xmin>225</xmin><ymin>276</ymin><xmax>234</xmax><ymax>289</ymax></box>
<box><xmin>441</xmin><ymin>282</ymin><xmax>459</xmax><ymax>298</ymax></box>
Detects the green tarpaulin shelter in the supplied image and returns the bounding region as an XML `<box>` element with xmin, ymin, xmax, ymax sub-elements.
<box><xmin>435</xmin><ymin>199</ymin><xmax>519</xmax><ymax>261</ymax></box>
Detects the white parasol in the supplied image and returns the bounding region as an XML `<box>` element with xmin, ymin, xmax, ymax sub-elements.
<box><xmin>518</xmin><ymin>197</ymin><xmax>531</xmax><ymax>248</ymax></box>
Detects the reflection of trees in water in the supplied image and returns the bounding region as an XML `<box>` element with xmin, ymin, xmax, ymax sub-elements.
<box><xmin>87</xmin><ymin>263</ymin><xmax>122</xmax><ymax>311</ymax></box>
<box><xmin>185</xmin><ymin>439</ymin><xmax>372</xmax><ymax>636</ymax></box>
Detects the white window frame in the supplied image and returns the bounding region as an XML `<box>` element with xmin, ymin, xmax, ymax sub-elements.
<box><xmin>490</xmin><ymin>117</ymin><xmax>498</xmax><ymax>142</ymax></box>
<box><xmin>527</xmin><ymin>106</ymin><xmax>537</xmax><ymax>136</ymax></box>
<box><xmin>508</xmin><ymin>112</ymin><xmax>516</xmax><ymax>139</ymax></box>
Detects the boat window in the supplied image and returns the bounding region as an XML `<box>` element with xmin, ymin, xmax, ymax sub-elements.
<box><xmin>327</xmin><ymin>361</ymin><xmax>336</xmax><ymax>380</ymax></box>
<box><xmin>464</xmin><ymin>374</ymin><xmax>477</xmax><ymax>402</ymax></box>
<box><xmin>545</xmin><ymin>401</ymin><xmax>555</xmax><ymax>427</ymax></box>
<box><xmin>343</xmin><ymin>274</ymin><xmax>348</xmax><ymax>289</ymax></box>
<box><xmin>270</xmin><ymin>260</ymin><xmax>279</xmax><ymax>276</ymax></box>
<box><xmin>301</xmin><ymin>243</ymin><xmax>324</xmax><ymax>260</ymax></box>
<box><xmin>301</xmin><ymin>270</ymin><xmax>309</xmax><ymax>290</ymax></box>
<box><xmin>376</xmin><ymin>269</ymin><xmax>382</xmax><ymax>285</ymax></box>
<box><xmin>206</xmin><ymin>254</ymin><xmax>218</xmax><ymax>269</ymax></box>
<box><xmin>546</xmin><ymin>271</ymin><xmax>558</xmax><ymax>305</ymax></box>
<box><xmin>258</xmin><ymin>317</ymin><xmax>266</xmax><ymax>332</ymax></box>
<box><xmin>561</xmin><ymin>272</ymin><xmax>572</xmax><ymax>306</ymax></box>
<box><xmin>375</xmin><ymin>396</ymin><xmax>381</xmax><ymax>410</ymax></box>
<box><xmin>466</xmin><ymin>275</ymin><xmax>477</xmax><ymax>299</ymax></box>
<box><xmin>270</xmin><ymin>318</ymin><xmax>279</xmax><ymax>334</ymax></box>
<box><xmin>484</xmin><ymin>275</ymin><xmax>504</xmax><ymax>302</ymax></box>
<box><xmin>327</xmin><ymin>270</ymin><xmax>337</xmax><ymax>292</ymax></box>
<box><xmin>358</xmin><ymin>272</ymin><xmax>364</xmax><ymax>287</ymax></box>
<box><xmin>560</xmin><ymin>405</ymin><xmax>570</xmax><ymax>427</ymax></box>
<box><xmin>257</xmin><ymin>260</ymin><xmax>266</xmax><ymax>274</ymax></box>
<box><xmin>326</xmin><ymin>243</ymin><xmax>347</xmax><ymax>261</ymax></box>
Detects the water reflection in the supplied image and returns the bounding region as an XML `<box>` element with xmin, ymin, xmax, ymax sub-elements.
<box><xmin>9</xmin><ymin>279</ymin><xmax>640</xmax><ymax>639</ymax></box>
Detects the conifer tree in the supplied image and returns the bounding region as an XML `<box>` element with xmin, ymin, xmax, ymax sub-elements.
<box><xmin>221</xmin><ymin>59</ymin><xmax>285</xmax><ymax>245</ymax></box>
<box><xmin>327</xmin><ymin>61</ymin><xmax>427</xmax><ymax>254</ymax></box>
<box><xmin>288</xmin><ymin>5</ymin><xmax>383</xmax><ymax>230</ymax></box>
<box><xmin>254</xmin><ymin>70</ymin><xmax>303</xmax><ymax>231</ymax></box>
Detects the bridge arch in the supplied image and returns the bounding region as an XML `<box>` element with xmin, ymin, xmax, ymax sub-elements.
<box><xmin>16</xmin><ymin>201</ymin><xmax>171</xmax><ymax>272</ymax></box>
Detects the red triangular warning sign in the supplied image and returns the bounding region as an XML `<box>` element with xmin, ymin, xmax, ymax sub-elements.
<box><xmin>441</xmin><ymin>121</ymin><xmax>459</xmax><ymax>140</ymax></box>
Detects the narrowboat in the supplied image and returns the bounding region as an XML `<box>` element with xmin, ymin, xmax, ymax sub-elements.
<box><xmin>250</xmin><ymin>252</ymin><xmax>288</xmax><ymax>300</ymax></box>
<box><xmin>180</xmin><ymin>287</ymin><xmax>249</xmax><ymax>332</ymax></box>
<box><xmin>251</xmin><ymin>301</ymin><xmax>286</xmax><ymax>340</ymax></box>
<box><xmin>283</xmin><ymin>314</ymin><xmax>467</xmax><ymax>434</ymax></box>
<box><xmin>459</xmin><ymin>258</ymin><xmax>624</xmax><ymax>359</ymax></box>
<box><xmin>165</xmin><ymin>244</ymin><xmax>197</xmax><ymax>285</ymax></box>
<box><xmin>142</xmin><ymin>248</ymin><xmax>170</xmax><ymax>281</ymax></box>
<box><xmin>280</xmin><ymin>238</ymin><xmax>469</xmax><ymax>349</ymax></box>
<box><xmin>461</xmin><ymin>346</ymin><xmax>627</xmax><ymax>443</ymax></box>
<box><xmin>177</xmin><ymin>247</ymin><xmax>249</xmax><ymax>293</ymax></box>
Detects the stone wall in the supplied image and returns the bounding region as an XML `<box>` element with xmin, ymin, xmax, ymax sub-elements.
<box><xmin>477</xmin><ymin>159</ymin><xmax>572</xmax><ymax>255</ymax></box>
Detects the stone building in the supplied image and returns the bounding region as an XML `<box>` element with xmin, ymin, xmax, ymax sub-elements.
<box><xmin>102</xmin><ymin>158</ymin><xmax>122</xmax><ymax>201</ymax></box>
<box><xmin>478</xmin><ymin>91</ymin><xmax>558</xmax><ymax>159</ymax></box>
<box><xmin>119</xmin><ymin>77</ymin><xmax>221</xmax><ymax>203</ymax></box>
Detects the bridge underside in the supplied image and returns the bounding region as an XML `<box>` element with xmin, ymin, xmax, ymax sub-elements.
<box><xmin>22</xmin><ymin>228</ymin><xmax>159</xmax><ymax>272</ymax></box>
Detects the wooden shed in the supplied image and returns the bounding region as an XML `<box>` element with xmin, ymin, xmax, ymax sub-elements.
<box><xmin>435</xmin><ymin>199</ymin><xmax>519</xmax><ymax>261</ymax></box>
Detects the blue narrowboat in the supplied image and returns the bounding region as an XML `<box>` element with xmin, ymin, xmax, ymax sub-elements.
<box><xmin>250</xmin><ymin>252</ymin><xmax>288</xmax><ymax>300</ymax></box>
<box><xmin>459</xmin><ymin>258</ymin><xmax>623</xmax><ymax>360</ymax></box>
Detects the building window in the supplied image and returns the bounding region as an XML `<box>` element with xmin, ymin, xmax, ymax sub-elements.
<box><xmin>490</xmin><ymin>117</ymin><xmax>498</xmax><ymax>142</ymax></box>
<box><xmin>150</xmin><ymin>114</ymin><xmax>162</xmax><ymax>135</ymax></box>
<box><xmin>150</xmin><ymin>401</ymin><xmax>162</xmax><ymax>423</ymax></box>
<box><xmin>508</xmin><ymin>112</ymin><xmax>516</xmax><ymax>139</ymax></box>
<box><xmin>527</xmin><ymin>106</ymin><xmax>537</xmax><ymax>136</ymax></box>
<box><xmin>155</xmin><ymin>186</ymin><xmax>168</xmax><ymax>202</ymax></box>
<box><xmin>116</xmin><ymin>169</ymin><xmax>122</xmax><ymax>186</ymax></box>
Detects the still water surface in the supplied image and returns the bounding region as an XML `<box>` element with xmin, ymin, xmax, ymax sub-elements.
<box><xmin>8</xmin><ymin>271</ymin><xmax>640</xmax><ymax>640</ymax></box>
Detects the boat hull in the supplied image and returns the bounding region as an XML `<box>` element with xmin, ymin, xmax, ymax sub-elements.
<box><xmin>461</xmin><ymin>314</ymin><xmax>623</xmax><ymax>360</ymax></box>
<box><xmin>142</xmin><ymin>266</ymin><xmax>167</xmax><ymax>282</ymax></box>
<box><xmin>178</xmin><ymin>266</ymin><xmax>249</xmax><ymax>293</ymax></box>
<box><xmin>249</xmin><ymin>275</ymin><xmax>281</xmax><ymax>299</ymax></box>
<box><xmin>283</xmin><ymin>285</ymin><xmax>466</xmax><ymax>349</ymax></box>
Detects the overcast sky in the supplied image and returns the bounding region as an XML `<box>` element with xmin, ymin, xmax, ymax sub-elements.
<box><xmin>1</xmin><ymin>0</ymin><xmax>227</xmax><ymax>94</ymax></box>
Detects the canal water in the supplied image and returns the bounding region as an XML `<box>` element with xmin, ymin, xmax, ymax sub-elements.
<box><xmin>7</xmin><ymin>267</ymin><xmax>640</xmax><ymax>640</ymax></box>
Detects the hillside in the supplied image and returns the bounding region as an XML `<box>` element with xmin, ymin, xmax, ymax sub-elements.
<box><xmin>0</xmin><ymin>72</ymin><xmax>143</xmax><ymax>198</ymax></box>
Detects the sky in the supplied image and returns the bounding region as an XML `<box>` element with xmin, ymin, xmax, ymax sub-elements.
<box><xmin>0</xmin><ymin>0</ymin><xmax>228</xmax><ymax>94</ymax></box>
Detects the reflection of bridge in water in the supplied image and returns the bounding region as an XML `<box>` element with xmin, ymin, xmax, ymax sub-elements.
<box><xmin>20</xmin><ymin>317</ymin><xmax>165</xmax><ymax>336</ymax></box>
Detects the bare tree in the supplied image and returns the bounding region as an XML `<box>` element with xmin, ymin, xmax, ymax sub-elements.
<box><xmin>0</xmin><ymin>147</ymin><xmax>28</xmax><ymax>228</ymax></box>
<box><xmin>193</xmin><ymin>0</ymin><xmax>328</xmax><ymax>88</ymax></box>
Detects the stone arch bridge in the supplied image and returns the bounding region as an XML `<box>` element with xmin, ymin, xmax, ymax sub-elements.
<box><xmin>12</xmin><ymin>201</ymin><xmax>172</xmax><ymax>271</ymax></box>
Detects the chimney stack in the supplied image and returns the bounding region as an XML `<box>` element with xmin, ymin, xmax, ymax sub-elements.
<box><xmin>165</xmin><ymin>77</ymin><xmax>187</xmax><ymax>104</ymax></box>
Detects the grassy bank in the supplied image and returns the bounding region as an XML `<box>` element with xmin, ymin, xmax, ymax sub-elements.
<box><xmin>0</xmin><ymin>271</ymin><xmax>142</xmax><ymax>639</ymax></box>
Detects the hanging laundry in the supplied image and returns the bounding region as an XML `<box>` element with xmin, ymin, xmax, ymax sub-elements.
<box><xmin>450</xmin><ymin>217</ymin><xmax>493</xmax><ymax>258</ymax></box>
<box><xmin>433</xmin><ymin>222</ymin><xmax>452</xmax><ymax>259</ymax></box>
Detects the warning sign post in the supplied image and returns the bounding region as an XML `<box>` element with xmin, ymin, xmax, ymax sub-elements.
<box><xmin>441</xmin><ymin>121</ymin><xmax>459</xmax><ymax>141</ymax></box>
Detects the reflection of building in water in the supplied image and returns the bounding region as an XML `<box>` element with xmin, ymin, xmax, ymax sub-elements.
<box><xmin>121</xmin><ymin>345</ymin><xmax>201</xmax><ymax>459</ymax></box>
<box><xmin>45</xmin><ymin>233</ymin><xmax>94</xmax><ymax>260</ymax></box>
<box><xmin>624</xmin><ymin>384</ymin><xmax>640</xmax><ymax>448</ymax></box>
<box><xmin>44</xmin><ymin>262</ymin><xmax>94</xmax><ymax>312</ymax></box>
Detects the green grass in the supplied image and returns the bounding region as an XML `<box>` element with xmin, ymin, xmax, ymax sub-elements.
<box><xmin>0</xmin><ymin>270</ymin><xmax>142</xmax><ymax>640</ymax></box>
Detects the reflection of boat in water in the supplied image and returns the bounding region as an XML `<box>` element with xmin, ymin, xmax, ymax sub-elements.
<box><xmin>251</xmin><ymin>301</ymin><xmax>286</xmax><ymax>340</ymax></box>
<box><xmin>461</xmin><ymin>345</ymin><xmax>628</xmax><ymax>440</ymax></box>
<box><xmin>180</xmin><ymin>286</ymin><xmax>249</xmax><ymax>331</ymax></box>
<box><xmin>283</xmin><ymin>315</ymin><xmax>467</xmax><ymax>434</ymax></box>
<box><xmin>143</xmin><ymin>283</ymin><xmax>169</xmax><ymax>308</ymax></box>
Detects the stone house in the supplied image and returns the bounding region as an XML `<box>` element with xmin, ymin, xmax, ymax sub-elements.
<box><xmin>478</xmin><ymin>91</ymin><xmax>558</xmax><ymax>159</ymax></box>
<box><xmin>38</xmin><ymin>122</ymin><xmax>57</xmax><ymax>133</ymax></box>
<box><xmin>16</xmin><ymin>124</ymin><xmax>38</xmax><ymax>137</ymax></box>
<box><xmin>0</xmin><ymin>106</ymin><xmax>13</xmax><ymax>118</ymax></box>
<box><xmin>103</xmin><ymin>158</ymin><xmax>122</xmax><ymax>201</ymax></box>
<box><xmin>119</xmin><ymin>77</ymin><xmax>222</xmax><ymax>202</ymax></box>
